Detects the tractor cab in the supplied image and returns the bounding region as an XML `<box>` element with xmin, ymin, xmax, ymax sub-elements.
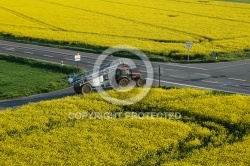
<box><xmin>115</xmin><ymin>66</ymin><xmax>132</xmax><ymax>80</ymax></box>
<box><xmin>115</xmin><ymin>64</ymin><xmax>145</xmax><ymax>87</ymax></box>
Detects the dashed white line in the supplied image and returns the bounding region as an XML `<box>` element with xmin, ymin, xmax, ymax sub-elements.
<box><xmin>153</xmin><ymin>62</ymin><xmax>207</xmax><ymax>71</ymax></box>
<box><xmin>139</xmin><ymin>70</ymin><xmax>153</xmax><ymax>74</ymax></box>
<box><xmin>147</xmin><ymin>78</ymin><xmax>210</xmax><ymax>90</ymax></box>
<box><xmin>228</xmin><ymin>78</ymin><xmax>246</xmax><ymax>82</ymax></box>
<box><xmin>195</xmin><ymin>73</ymin><xmax>211</xmax><ymax>77</ymax></box>
<box><xmin>201</xmin><ymin>80</ymin><xmax>219</xmax><ymax>84</ymax></box>
<box><xmin>169</xmin><ymin>75</ymin><xmax>185</xmax><ymax>79</ymax></box>
<box><xmin>145</xmin><ymin>78</ymin><xmax>249</xmax><ymax>95</ymax></box>
<box><xmin>64</xmin><ymin>58</ymin><xmax>74</xmax><ymax>61</ymax></box>
<box><xmin>5</xmin><ymin>47</ymin><xmax>15</xmax><ymax>51</ymax></box>
<box><xmin>24</xmin><ymin>52</ymin><xmax>34</xmax><ymax>55</ymax></box>
<box><xmin>209</xmin><ymin>62</ymin><xmax>250</xmax><ymax>70</ymax></box>
<box><xmin>43</xmin><ymin>55</ymin><xmax>54</xmax><ymax>58</ymax></box>
<box><xmin>0</xmin><ymin>43</ymin><xmax>98</xmax><ymax>60</ymax></box>
<box><xmin>164</xmin><ymin>68</ymin><xmax>179</xmax><ymax>71</ymax></box>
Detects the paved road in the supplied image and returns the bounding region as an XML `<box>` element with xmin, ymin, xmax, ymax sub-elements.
<box><xmin>0</xmin><ymin>40</ymin><xmax>250</xmax><ymax>109</ymax></box>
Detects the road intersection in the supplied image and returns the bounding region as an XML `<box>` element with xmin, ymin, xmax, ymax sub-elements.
<box><xmin>0</xmin><ymin>40</ymin><xmax>249</xmax><ymax>109</ymax></box>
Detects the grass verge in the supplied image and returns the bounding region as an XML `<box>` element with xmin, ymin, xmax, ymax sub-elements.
<box><xmin>0</xmin><ymin>54</ymin><xmax>80</xmax><ymax>100</ymax></box>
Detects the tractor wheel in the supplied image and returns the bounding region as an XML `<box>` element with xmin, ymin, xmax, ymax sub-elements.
<box><xmin>81</xmin><ymin>83</ymin><xmax>92</xmax><ymax>94</ymax></box>
<box><xmin>118</xmin><ymin>78</ymin><xmax>129</xmax><ymax>87</ymax></box>
<box><xmin>74</xmin><ymin>86</ymin><xmax>82</xmax><ymax>94</ymax></box>
<box><xmin>136</xmin><ymin>78</ymin><xmax>145</xmax><ymax>87</ymax></box>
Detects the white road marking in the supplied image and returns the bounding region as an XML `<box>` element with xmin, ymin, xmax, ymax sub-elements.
<box><xmin>153</xmin><ymin>62</ymin><xmax>207</xmax><ymax>70</ymax></box>
<box><xmin>43</xmin><ymin>55</ymin><xmax>54</xmax><ymax>58</ymax></box>
<box><xmin>241</xmin><ymin>84</ymin><xmax>250</xmax><ymax>87</ymax></box>
<box><xmin>0</xmin><ymin>43</ymin><xmax>99</xmax><ymax>60</ymax></box>
<box><xmin>139</xmin><ymin>70</ymin><xmax>154</xmax><ymax>74</ymax></box>
<box><xmin>228</xmin><ymin>78</ymin><xmax>246</xmax><ymax>82</ymax></box>
<box><xmin>147</xmin><ymin>78</ymin><xmax>210</xmax><ymax>90</ymax></box>
<box><xmin>5</xmin><ymin>47</ymin><xmax>15</xmax><ymax>51</ymax></box>
<box><xmin>64</xmin><ymin>58</ymin><xmax>74</xmax><ymax>61</ymax></box>
<box><xmin>146</xmin><ymin>78</ymin><xmax>249</xmax><ymax>95</ymax></box>
<box><xmin>201</xmin><ymin>80</ymin><xmax>219</xmax><ymax>84</ymax></box>
<box><xmin>24</xmin><ymin>52</ymin><xmax>34</xmax><ymax>55</ymax></box>
<box><xmin>209</xmin><ymin>62</ymin><xmax>250</xmax><ymax>70</ymax></box>
<box><xmin>136</xmin><ymin>64</ymin><xmax>153</xmax><ymax>68</ymax></box>
<box><xmin>164</xmin><ymin>68</ymin><xmax>179</xmax><ymax>71</ymax></box>
<box><xmin>195</xmin><ymin>73</ymin><xmax>211</xmax><ymax>76</ymax></box>
<box><xmin>169</xmin><ymin>75</ymin><xmax>185</xmax><ymax>78</ymax></box>
<box><xmin>169</xmin><ymin>64</ymin><xmax>207</xmax><ymax>70</ymax></box>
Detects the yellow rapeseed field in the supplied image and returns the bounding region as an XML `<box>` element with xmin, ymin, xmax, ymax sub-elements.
<box><xmin>0</xmin><ymin>88</ymin><xmax>250</xmax><ymax>165</ymax></box>
<box><xmin>0</xmin><ymin>0</ymin><xmax>249</xmax><ymax>56</ymax></box>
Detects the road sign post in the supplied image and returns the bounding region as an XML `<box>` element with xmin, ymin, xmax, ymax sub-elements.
<box><xmin>153</xmin><ymin>66</ymin><xmax>165</xmax><ymax>87</ymax></box>
<box><xmin>154</xmin><ymin>66</ymin><xmax>163</xmax><ymax>87</ymax></box>
<box><xmin>185</xmin><ymin>41</ymin><xmax>193</xmax><ymax>62</ymax></box>
<box><xmin>212</xmin><ymin>51</ymin><xmax>217</xmax><ymax>60</ymax></box>
<box><xmin>159</xmin><ymin>65</ymin><xmax>161</xmax><ymax>87</ymax></box>
<box><xmin>75</xmin><ymin>53</ymin><xmax>81</xmax><ymax>72</ymax></box>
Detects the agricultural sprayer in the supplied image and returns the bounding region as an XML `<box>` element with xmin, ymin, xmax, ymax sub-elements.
<box><xmin>67</xmin><ymin>60</ymin><xmax>146</xmax><ymax>94</ymax></box>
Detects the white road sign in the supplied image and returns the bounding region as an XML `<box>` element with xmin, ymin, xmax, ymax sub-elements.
<box><xmin>185</xmin><ymin>41</ymin><xmax>193</xmax><ymax>50</ymax></box>
<box><xmin>75</xmin><ymin>53</ymin><xmax>81</xmax><ymax>61</ymax></box>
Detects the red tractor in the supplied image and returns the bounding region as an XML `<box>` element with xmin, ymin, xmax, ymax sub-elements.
<box><xmin>115</xmin><ymin>64</ymin><xmax>146</xmax><ymax>87</ymax></box>
<box><xmin>70</xmin><ymin>63</ymin><xmax>146</xmax><ymax>95</ymax></box>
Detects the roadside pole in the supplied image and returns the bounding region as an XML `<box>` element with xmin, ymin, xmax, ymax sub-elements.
<box><xmin>75</xmin><ymin>53</ymin><xmax>81</xmax><ymax>73</ymax></box>
<box><xmin>159</xmin><ymin>65</ymin><xmax>161</xmax><ymax>87</ymax></box>
<box><xmin>154</xmin><ymin>65</ymin><xmax>163</xmax><ymax>87</ymax></box>
<box><xmin>212</xmin><ymin>51</ymin><xmax>217</xmax><ymax>60</ymax></box>
<box><xmin>185</xmin><ymin>41</ymin><xmax>193</xmax><ymax>62</ymax></box>
<box><xmin>188</xmin><ymin>49</ymin><xmax>190</xmax><ymax>62</ymax></box>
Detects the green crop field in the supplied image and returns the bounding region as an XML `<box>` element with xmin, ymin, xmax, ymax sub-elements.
<box><xmin>0</xmin><ymin>54</ymin><xmax>77</xmax><ymax>99</ymax></box>
<box><xmin>0</xmin><ymin>88</ymin><xmax>250</xmax><ymax>165</ymax></box>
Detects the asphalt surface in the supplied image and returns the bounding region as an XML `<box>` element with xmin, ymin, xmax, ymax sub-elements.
<box><xmin>0</xmin><ymin>40</ymin><xmax>250</xmax><ymax>109</ymax></box>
